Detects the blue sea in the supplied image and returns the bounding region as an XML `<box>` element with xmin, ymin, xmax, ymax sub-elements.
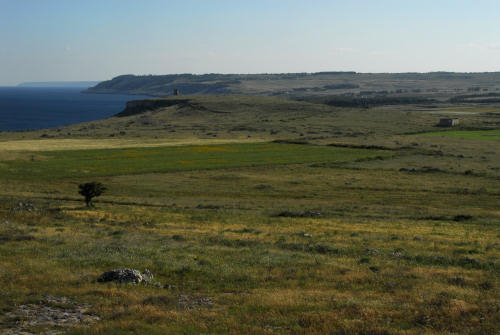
<box><xmin>0</xmin><ymin>87</ymin><xmax>149</xmax><ymax>131</ymax></box>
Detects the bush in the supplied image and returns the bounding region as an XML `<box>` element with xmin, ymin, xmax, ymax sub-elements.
<box><xmin>78</xmin><ymin>182</ymin><xmax>106</xmax><ymax>207</ymax></box>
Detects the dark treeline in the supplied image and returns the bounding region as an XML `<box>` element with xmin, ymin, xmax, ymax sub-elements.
<box><xmin>322</xmin><ymin>83</ymin><xmax>360</xmax><ymax>90</ymax></box>
<box><xmin>449</xmin><ymin>92</ymin><xmax>500</xmax><ymax>103</ymax></box>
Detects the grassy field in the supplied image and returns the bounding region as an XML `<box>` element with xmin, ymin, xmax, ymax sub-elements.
<box><xmin>420</xmin><ymin>129</ymin><xmax>500</xmax><ymax>141</ymax></box>
<box><xmin>0</xmin><ymin>96</ymin><xmax>499</xmax><ymax>334</ymax></box>
<box><xmin>0</xmin><ymin>143</ymin><xmax>389</xmax><ymax>180</ymax></box>
<box><xmin>0</xmin><ymin>138</ymin><xmax>266</xmax><ymax>152</ymax></box>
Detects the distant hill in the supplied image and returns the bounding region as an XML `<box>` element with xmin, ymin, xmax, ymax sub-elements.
<box><xmin>85</xmin><ymin>72</ymin><xmax>500</xmax><ymax>100</ymax></box>
<box><xmin>18</xmin><ymin>81</ymin><xmax>101</xmax><ymax>88</ymax></box>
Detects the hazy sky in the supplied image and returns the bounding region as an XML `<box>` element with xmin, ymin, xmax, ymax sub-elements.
<box><xmin>1</xmin><ymin>0</ymin><xmax>499</xmax><ymax>85</ymax></box>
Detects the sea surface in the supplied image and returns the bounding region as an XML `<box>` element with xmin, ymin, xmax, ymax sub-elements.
<box><xmin>0</xmin><ymin>87</ymin><xmax>149</xmax><ymax>131</ymax></box>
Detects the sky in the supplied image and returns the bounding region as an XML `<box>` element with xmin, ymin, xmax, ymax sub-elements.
<box><xmin>1</xmin><ymin>0</ymin><xmax>499</xmax><ymax>85</ymax></box>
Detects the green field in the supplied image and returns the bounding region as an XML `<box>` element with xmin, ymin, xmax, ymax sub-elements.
<box><xmin>421</xmin><ymin>129</ymin><xmax>500</xmax><ymax>141</ymax></box>
<box><xmin>0</xmin><ymin>143</ymin><xmax>388</xmax><ymax>180</ymax></box>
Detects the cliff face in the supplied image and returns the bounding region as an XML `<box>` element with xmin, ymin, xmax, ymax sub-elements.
<box><xmin>116</xmin><ymin>98</ymin><xmax>189</xmax><ymax>117</ymax></box>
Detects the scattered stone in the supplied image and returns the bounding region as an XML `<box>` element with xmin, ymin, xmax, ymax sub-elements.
<box><xmin>163</xmin><ymin>283</ymin><xmax>176</xmax><ymax>290</ymax></box>
<box><xmin>2</xmin><ymin>296</ymin><xmax>99</xmax><ymax>335</ymax></box>
<box><xmin>302</xmin><ymin>233</ymin><xmax>313</xmax><ymax>238</ymax></box>
<box><xmin>141</xmin><ymin>269</ymin><xmax>154</xmax><ymax>283</ymax></box>
<box><xmin>177</xmin><ymin>294</ymin><xmax>213</xmax><ymax>310</ymax></box>
<box><xmin>11</xmin><ymin>201</ymin><xmax>36</xmax><ymax>212</ymax></box>
<box><xmin>302</xmin><ymin>210</ymin><xmax>322</xmax><ymax>218</ymax></box>
<box><xmin>391</xmin><ymin>251</ymin><xmax>403</xmax><ymax>257</ymax></box>
<box><xmin>413</xmin><ymin>236</ymin><xmax>423</xmax><ymax>241</ymax></box>
<box><xmin>97</xmin><ymin>268</ymin><xmax>162</xmax><ymax>286</ymax></box>
<box><xmin>98</xmin><ymin>268</ymin><xmax>143</xmax><ymax>284</ymax></box>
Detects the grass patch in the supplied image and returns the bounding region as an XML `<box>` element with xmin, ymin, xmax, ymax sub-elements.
<box><xmin>0</xmin><ymin>142</ymin><xmax>388</xmax><ymax>180</ymax></box>
<box><xmin>420</xmin><ymin>129</ymin><xmax>500</xmax><ymax>141</ymax></box>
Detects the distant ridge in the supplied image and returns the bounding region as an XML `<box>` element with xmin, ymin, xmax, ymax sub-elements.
<box><xmin>18</xmin><ymin>81</ymin><xmax>101</xmax><ymax>88</ymax></box>
<box><xmin>85</xmin><ymin>72</ymin><xmax>500</xmax><ymax>98</ymax></box>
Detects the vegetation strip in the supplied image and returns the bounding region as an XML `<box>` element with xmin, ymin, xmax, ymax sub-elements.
<box><xmin>419</xmin><ymin>129</ymin><xmax>500</xmax><ymax>141</ymax></box>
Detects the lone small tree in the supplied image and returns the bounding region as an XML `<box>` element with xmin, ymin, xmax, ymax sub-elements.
<box><xmin>78</xmin><ymin>182</ymin><xmax>106</xmax><ymax>207</ymax></box>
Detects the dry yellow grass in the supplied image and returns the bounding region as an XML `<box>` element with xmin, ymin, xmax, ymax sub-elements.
<box><xmin>1</xmin><ymin>96</ymin><xmax>499</xmax><ymax>333</ymax></box>
<box><xmin>0</xmin><ymin>137</ymin><xmax>265</xmax><ymax>152</ymax></box>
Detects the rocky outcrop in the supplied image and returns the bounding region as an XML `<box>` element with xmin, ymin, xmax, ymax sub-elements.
<box><xmin>97</xmin><ymin>268</ymin><xmax>154</xmax><ymax>284</ymax></box>
<box><xmin>116</xmin><ymin>99</ymin><xmax>188</xmax><ymax>117</ymax></box>
<box><xmin>2</xmin><ymin>296</ymin><xmax>99</xmax><ymax>335</ymax></box>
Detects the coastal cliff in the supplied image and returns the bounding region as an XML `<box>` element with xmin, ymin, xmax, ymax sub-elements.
<box><xmin>116</xmin><ymin>98</ymin><xmax>189</xmax><ymax>117</ymax></box>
